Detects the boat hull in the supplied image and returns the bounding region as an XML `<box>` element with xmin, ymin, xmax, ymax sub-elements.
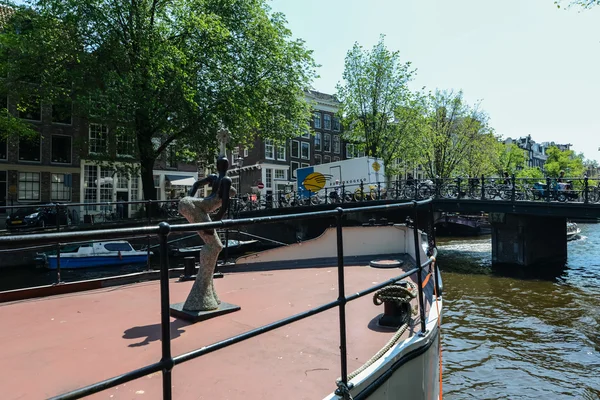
<box><xmin>46</xmin><ymin>254</ymin><xmax>148</xmax><ymax>270</ymax></box>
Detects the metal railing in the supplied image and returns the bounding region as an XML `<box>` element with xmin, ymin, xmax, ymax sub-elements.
<box><xmin>0</xmin><ymin>199</ymin><xmax>439</xmax><ymax>400</ymax></box>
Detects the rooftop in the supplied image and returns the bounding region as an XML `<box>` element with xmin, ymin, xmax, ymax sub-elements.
<box><xmin>0</xmin><ymin>260</ymin><xmax>423</xmax><ymax>400</ymax></box>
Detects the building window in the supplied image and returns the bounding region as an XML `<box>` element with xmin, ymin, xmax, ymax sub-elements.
<box><xmin>333</xmin><ymin>117</ymin><xmax>341</xmax><ymax>131</ymax></box>
<box><xmin>324</xmin><ymin>114</ymin><xmax>331</xmax><ymax>130</ymax></box>
<box><xmin>116</xmin><ymin>173</ymin><xmax>128</xmax><ymax>189</ymax></box>
<box><xmin>315</xmin><ymin>132</ymin><xmax>321</xmax><ymax>151</ymax></box>
<box><xmin>291</xmin><ymin>161</ymin><xmax>299</xmax><ymax>178</ymax></box>
<box><xmin>265</xmin><ymin>139</ymin><xmax>274</xmax><ymax>159</ymax></box>
<box><xmin>244</xmin><ymin>147</ymin><xmax>249</xmax><ymax>157</ymax></box>
<box><xmin>315</xmin><ymin>154</ymin><xmax>322</xmax><ymax>165</ymax></box>
<box><xmin>131</xmin><ymin>176</ymin><xmax>140</xmax><ymax>202</ymax></box>
<box><xmin>18</xmin><ymin>172</ymin><xmax>40</xmax><ymax>201</ymax></box>
<box><xmin>277</xmin><ymin>143</ymin><xmax>286</xmax><ymax>160</ymax></box>
<box><xmin>333</xmin><ymin>135</ymin><xmax>340</xmax><ymax>154</ymax></box>
<box><xmin>324</xmin><ymin>155</ymin><xmax>331</xmax><ymax>164</ymax></box>
<box><xmin>231</xmin><ymin>176</ymin><xmax>239</xmax><ymax>193</ymax></box>
<box><xmin>334</xmin><ymin>157</ymin><xmax>340</xmax><ymax>162</ymax></box>
<box><xmin>314</xmin><ymin>113</ymin><xmax>321</xmax><ymax>129</ymax></box>
<box><xmin>84</xmin><ymin>165</ymin><xmax>98</xmax><ymax>210</ymax></box>
<box><xmin>291</xmin><ymin>140</ymin><xmax>299</xmax><ymax>158</ymax></box>
<box><xmin>324</xmin><ymin>133</ymin><xmax>331</xmax><ymax>152</ymax></box>
<box><xmin>52</xmin><ymin>98</ymin><xmax>72</xmax><ymax>125</ymax></box>
<box><xmin>346</xmin><ymin>144</ymin><xmax>365</xmax><ymax>158</ymax></box>
<box><xmin>154</xmin><ymin>174</ymin><xmax>161</xmax><ymax>200</ymax></box>
<box><xmin>99</xmin><ymin>167</ymin><xmax>114</xmax><ymax>204</ymax></box>
<box><xmin>0</xmin><ymin>136</ymin><xmax>7</xmax><ymax>160</ymax></box>
<box><xmin>275</xmin><ymin>169</ymin><xmax>286</xmax><ymax>180</ymax></box>
<box><xmin>18</xmin><ymin>133</ymin><xmax>41</xmax><ymax>162</ymax></box>
<box><xmin>18</xmin><ymin>95</ymin><xmax>41</xmax><ymax>121</ymax></box>
<box><xmin>301</xmin><ymin>163</ymin><xmax>310</xmax><ymax>168</ymax></box>
<box><xmin>265</xmin><ymin>168</ymin><xmax>273</xmax><ymax>189</ymax></box>
<box><xmin>51</xmin><ymin>135</ymin><xmax>72</xmax><ymax>164</ymax></box>
<box><xmin>116</xmin><ymin>128</ymin><xmax>136</xmax><ymax>157</ymax></box>
<box><xmin>89</xmin><ymin>123</ymin><xmax>108</xmax><ymax>154</ymax></box>
<box><xmin>301</xmin><ymin>142</ymin><xmax>310</xmax><ymax>160</ymax></box>
<box><xmin>51</xmin><ymin>173</ymin><xmax>72</xmax><ymax>201</ymax></box>
<box><xmin>232</xmin><ymin>147</ymin><xmax>240</xmax><ymax>165</ymax></box>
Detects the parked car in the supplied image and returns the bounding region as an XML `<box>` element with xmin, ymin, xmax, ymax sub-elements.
<box><xmin>6</xmin><ymin>204</ymin><xmax>71</xmax><ymax>231</ymax></box>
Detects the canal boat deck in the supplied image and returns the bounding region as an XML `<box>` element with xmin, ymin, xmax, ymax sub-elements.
<box><xmin>0</xmin><ymin>259</ymin><xmax>425</xmax><ymax>400</ymax></box>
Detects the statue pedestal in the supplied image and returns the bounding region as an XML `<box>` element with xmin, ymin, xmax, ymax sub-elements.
<box><xmin>169</xmin><ymin>302</ymin><xmax>240</xmax><ymax>323</ymax></box>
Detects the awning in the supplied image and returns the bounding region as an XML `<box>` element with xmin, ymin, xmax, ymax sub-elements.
<box><xmin>165</xmin><ymin>175</ymin><xmax>196</xmax><ymax>186</ymax></box>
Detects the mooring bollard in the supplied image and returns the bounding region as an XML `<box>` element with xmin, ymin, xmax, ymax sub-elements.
<box><xmin>179</xmin><ymin>257</ymin><xmax>196</xmax><ymax>281</ymax></box>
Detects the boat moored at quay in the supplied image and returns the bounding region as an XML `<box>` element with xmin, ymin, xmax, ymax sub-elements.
<box><xmin>0</xmin><ymin>199</ymin><xmax>442</xmax><ymax>400</ymax></box>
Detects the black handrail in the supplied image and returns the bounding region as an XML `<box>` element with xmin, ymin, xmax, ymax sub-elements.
<box><xmin>2</xmin><ymin>199</ymin><xmax>439</xmax><ymax>400</ymax></box>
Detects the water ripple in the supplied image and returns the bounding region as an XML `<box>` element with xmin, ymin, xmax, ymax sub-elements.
<box><xmin>438</xmin><ymin>225</ymin><xmax>600</xmax><ymax>399</ymax></box>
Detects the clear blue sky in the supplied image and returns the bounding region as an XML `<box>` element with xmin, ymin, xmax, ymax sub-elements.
<box><xmin>270</xmin><ymin>0</ymin><xmax>600</xmax><ymax>162</ymax></box>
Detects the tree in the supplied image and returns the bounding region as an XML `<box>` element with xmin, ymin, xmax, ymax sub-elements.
<box><xmin>458</xmin><ymin>132</ymin><xmax>501</xmax><ymax>178</ymax></box>
<box><xmin>336</xmin><ymin>35</ymin><xmax>416</xmax><ymax>179</ymax></box>
<box><xmin>516</xmin><ymin>166</ymin><xmax>545</xmax><ymax>184</ymax></box>
<box><xmin>0</xmin><ymin>0</ymin><xmax>316</xmax><ymax>201</ymax></box>
<box><xmin>544</xmin><ymin>146</ymin><xmax>585</xmax><ymax>177</ymax></box>
<box><xmin>415</xmin><ymin>89</ymin><xmax>493</xmax><ymax>179</ymax></box>
<box><xmin>495</xmin><ymin>142</ymin><xmax>527</xmax><ymax>176</ymax></box>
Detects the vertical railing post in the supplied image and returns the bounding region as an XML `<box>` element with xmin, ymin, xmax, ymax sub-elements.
<box><xmin>546</xmin><ymin>177</ymin><xmax>551</xmax><ymax>202</ymax></box>
<box><xmin>428</xmin><ymin>202</ymin><xmax>440</xmax><ymax>296</ymax></box>
<box><xmin>511</xmin><ymin>174</ymin><xmax>516</xmax><ymax>202</ymax></box>
<box><xmin>334</xmin><ymin>207</ymin><xmax>351</xmax><ymax>395</ymax></box>
<box><xmin>223</xmin><ymin>206</ymin><xmax>231</xmax><ymax>263</ymax></box>
<box><xmin>584</xmin><ymin>175</ymin><xmax>589</xmax><ymax>204</ymax></box>
<box><xmin>412</xmin><ymin>201</ymin><xmax>427</xmax><ymax>334</ymax></box>
<box><xmin>395</xmin><ymin>179</ymin><xmax>399</xmax><ymax>199</ymax></box>
<box><xmin>146</xmin><ymin>200</ymin><xmax>152</xmax><ymax>270</ymax></box>
<box><xmin>55</xmin><ymin>204</ymin><xmax>62</xmax><ymax>284</ymax></box>
<box><xmin>360</xmin><ymin>181</ymin><xmax>364</xmax><ymax>202</ymax></box>
<box><xmin>158</xmin><ymin>222</ymin><xmax>173</xmax><ymax>400</ymax></box>
<box><xmin>480</xmin><ymin>175</ymin><xmax>485</xmax><ymax>200</ymax></box>
<box><xmin>342</xmin><ymin>184</ymin><xmax>345</xmax><ymax>203</ymax></box>
<box><xmin>456</xmin><ymin>177</ymin><xmax>462</xmax><ymax>200</ymax></box>
<box><xmin>325</xmin><ymin>187</ymin><xmax>329</xmax><ymax>204</ymax></box>
<box><xmin>377</xmin><ymin>181</ymin><xmax>381</xmax><ymax>200</ymax></box>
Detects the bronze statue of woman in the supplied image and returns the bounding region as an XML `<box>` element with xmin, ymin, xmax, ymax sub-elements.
<box><xmin>177</xmin><ymin>156</ymin><xmax>237</xmax><ymax>311</ymax></box>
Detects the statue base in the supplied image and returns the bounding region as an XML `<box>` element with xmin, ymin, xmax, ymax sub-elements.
<box><xmin>169</xmin><ymin>301</ymin><xmax>240</xmax><ymax>323</ymax></box>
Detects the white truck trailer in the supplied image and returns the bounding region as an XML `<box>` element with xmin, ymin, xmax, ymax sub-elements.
<box><xmin>295</xmin><ymin>157</ymin><xmax>385</xmax><ymax>198</ymax></box>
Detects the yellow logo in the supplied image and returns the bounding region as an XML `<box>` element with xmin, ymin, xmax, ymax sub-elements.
<box><xmin>302</xmin><ymin>172</ymin><xmax>327</xmax><ymax>193</ymax></box>
<box><xmin>372</xmin><ymin>161</ymin><xmax>381</xmax><ymax>172</ymax></box>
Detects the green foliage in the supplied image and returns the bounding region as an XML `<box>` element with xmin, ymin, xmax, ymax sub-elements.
<box><xmin>516</xmin><ymin>167</ymin><xmax>544</xmax><ymax>184</ymax></box>
<box><xmin>0</xmin><ymin>0</ymin><xmax>316</xmax><ymax>199</ymax></box>
<box><xmin>336</xmin><ymin>35</ymin><xmax>416</xmax><ymax>178</ymax></box>
<box><xmin>495</xmin><ymin>142</ymin><xmax>526</xmax><ymax>176</ymax></box>
<box><xmin>415</xmin><ymin>89</ymin><xmax>493</xmax><ymax>179</ymax></box>
<box><xmin>544</xmin><ymin>146</ymin><xmax>585</xmax><ymax>178</ymax></box>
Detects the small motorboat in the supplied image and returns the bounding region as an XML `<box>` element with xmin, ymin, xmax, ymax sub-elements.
<box><xmin>35</xmin><ymin>241</ymin><xmax>150</xmax><ymax>270</ymax></box>
<box><xmin>170</xmin><ymin>239</ymin><xmax>258</xmax><ymax>258</ymax></box>
<box><xmin>567</xmin><ymin>222</ymin><xmax>581</xmax><ymax>241</ymax></box>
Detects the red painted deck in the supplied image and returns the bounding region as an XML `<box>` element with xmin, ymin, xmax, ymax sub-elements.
<box><xmin>0</xmin><ymin>264</ymin><xmax>420</xmax><ymax>400</ymax></box>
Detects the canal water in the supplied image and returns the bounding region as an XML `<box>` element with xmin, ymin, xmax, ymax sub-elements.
<box><xmin>438</xmin><ymin>223</ymin><xmax>600</xmax><ymax>399</ymax></box>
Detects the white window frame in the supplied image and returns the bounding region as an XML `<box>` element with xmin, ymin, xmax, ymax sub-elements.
<box><xmin>333</xmin><ymin>135</ymin><xmax>340</xmax><ymax>154</ymax></box>
<box><xmin>301</xmin><ymin>142</ymin><xmax>310</xmax><ymax>160</ymax></box>
<box><xmin>265</xmin><ymin>168</ymin><xmax>273</xmax><ymax>189</ymax></box>
<box><xmin>315</xmin><ymin>132</ymin><xmax>322</xmax><ymax>151</ymax></box>
<box><xmin>301</xmin><ymin>162</ymin><xmax>310</xmax><ymax>168</ymax></box>
<box><xmin>18</xmin><ymin>95</ymin><xmax>42</xmax><ymax>122</ymax></box>
<box><xmin>324</xmin><ymin>114</ymin><xmax>331</xmax><ymax>130</ymax></box>
<box><xmin>346</xmin><ymin>143</ymin><xmax>354</xmax><ymax>159</ymax></box>
<box><xmin>334</xmin><ymin>157</ymin><xmax>340</xmax><ymax>162</ymax></box>
<box><xmin>18</xmin><ymin>172</ymin><xmax>40</xmax><ymax>201</ymax></box>
<box><xmin>314</xmin><ymin>112</ymin><xmax>321</xmax><ymax>129</ymax></box>
<box><xmin>333</xmin><ymin>117</ymin><xmax>341</xmax><ymax>132</ymax></box>
<box><xmin>291</xmin><ymin>140</ymin><xmax>300</xmax><ymax>158</ymax></box>
<box><xmin>89</xmin><ymin>123</ymin><xmax>109</xmax><ymax>154</ymax></box>
<box><xmin>232</xmin><ymin>147</ymin><xmax>240</xmax><ymax>165</ymax></box>
<box><xmin>274</xmin><ymin>169</ymin><xmax>286</xmax><ymax>180</ymax></box>
<box><xmin>315</xmin><ymin>154</ymin><xmax>322</xmax><ymax>165</ymax></box>
<box><xmin>51</xmin><ymin>173</ymin><xmax>72</xmax><ymax>201</ymax></box>
<box><xmin>291</xmin><ymin>161</ymin><xmax>299</xmax><ymax>178</ymax></box>
<box><xmin>324</xmin><ymin>133</ymin><xmax>331</xmax><ymax>152</ymax></box>
<box><xmin>277</xmin><ymin>143</ymin><xmax>286</xmax><ymax>161</ymax></box>
<box><xmin>324</xmin><ymin>155</ymin><xmax>331</xmax><ymax>164</ymax></box>
<box><xmin>265</xmin><ymin>139</ymin><xmax>275</xmax><ymax>160</ymax></box>
<box><xmin>51</xmin><ymin>134</ymin><xmax>73</xmax><ymax>165</ymax></box>
<box><xmin>116</xmin><ymin>127</ymin><xmax>136</xmax><ymax>158</ymax></box>
<box><xmin>244</xmin><ymin>147</ymin><xmax>249</xmax><ymax>157</ymax></box>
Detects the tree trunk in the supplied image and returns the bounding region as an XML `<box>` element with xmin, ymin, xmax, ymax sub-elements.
<box><xmin>137</xmin><ymin>132</ymin><xmax>159</xmax><ymax>216</ymax></box>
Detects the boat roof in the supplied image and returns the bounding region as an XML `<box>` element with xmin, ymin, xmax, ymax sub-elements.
<box><xmin>0</xmin><ymin>257</ymin><xmax>429</xmax><ymax>399</ymax></box>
